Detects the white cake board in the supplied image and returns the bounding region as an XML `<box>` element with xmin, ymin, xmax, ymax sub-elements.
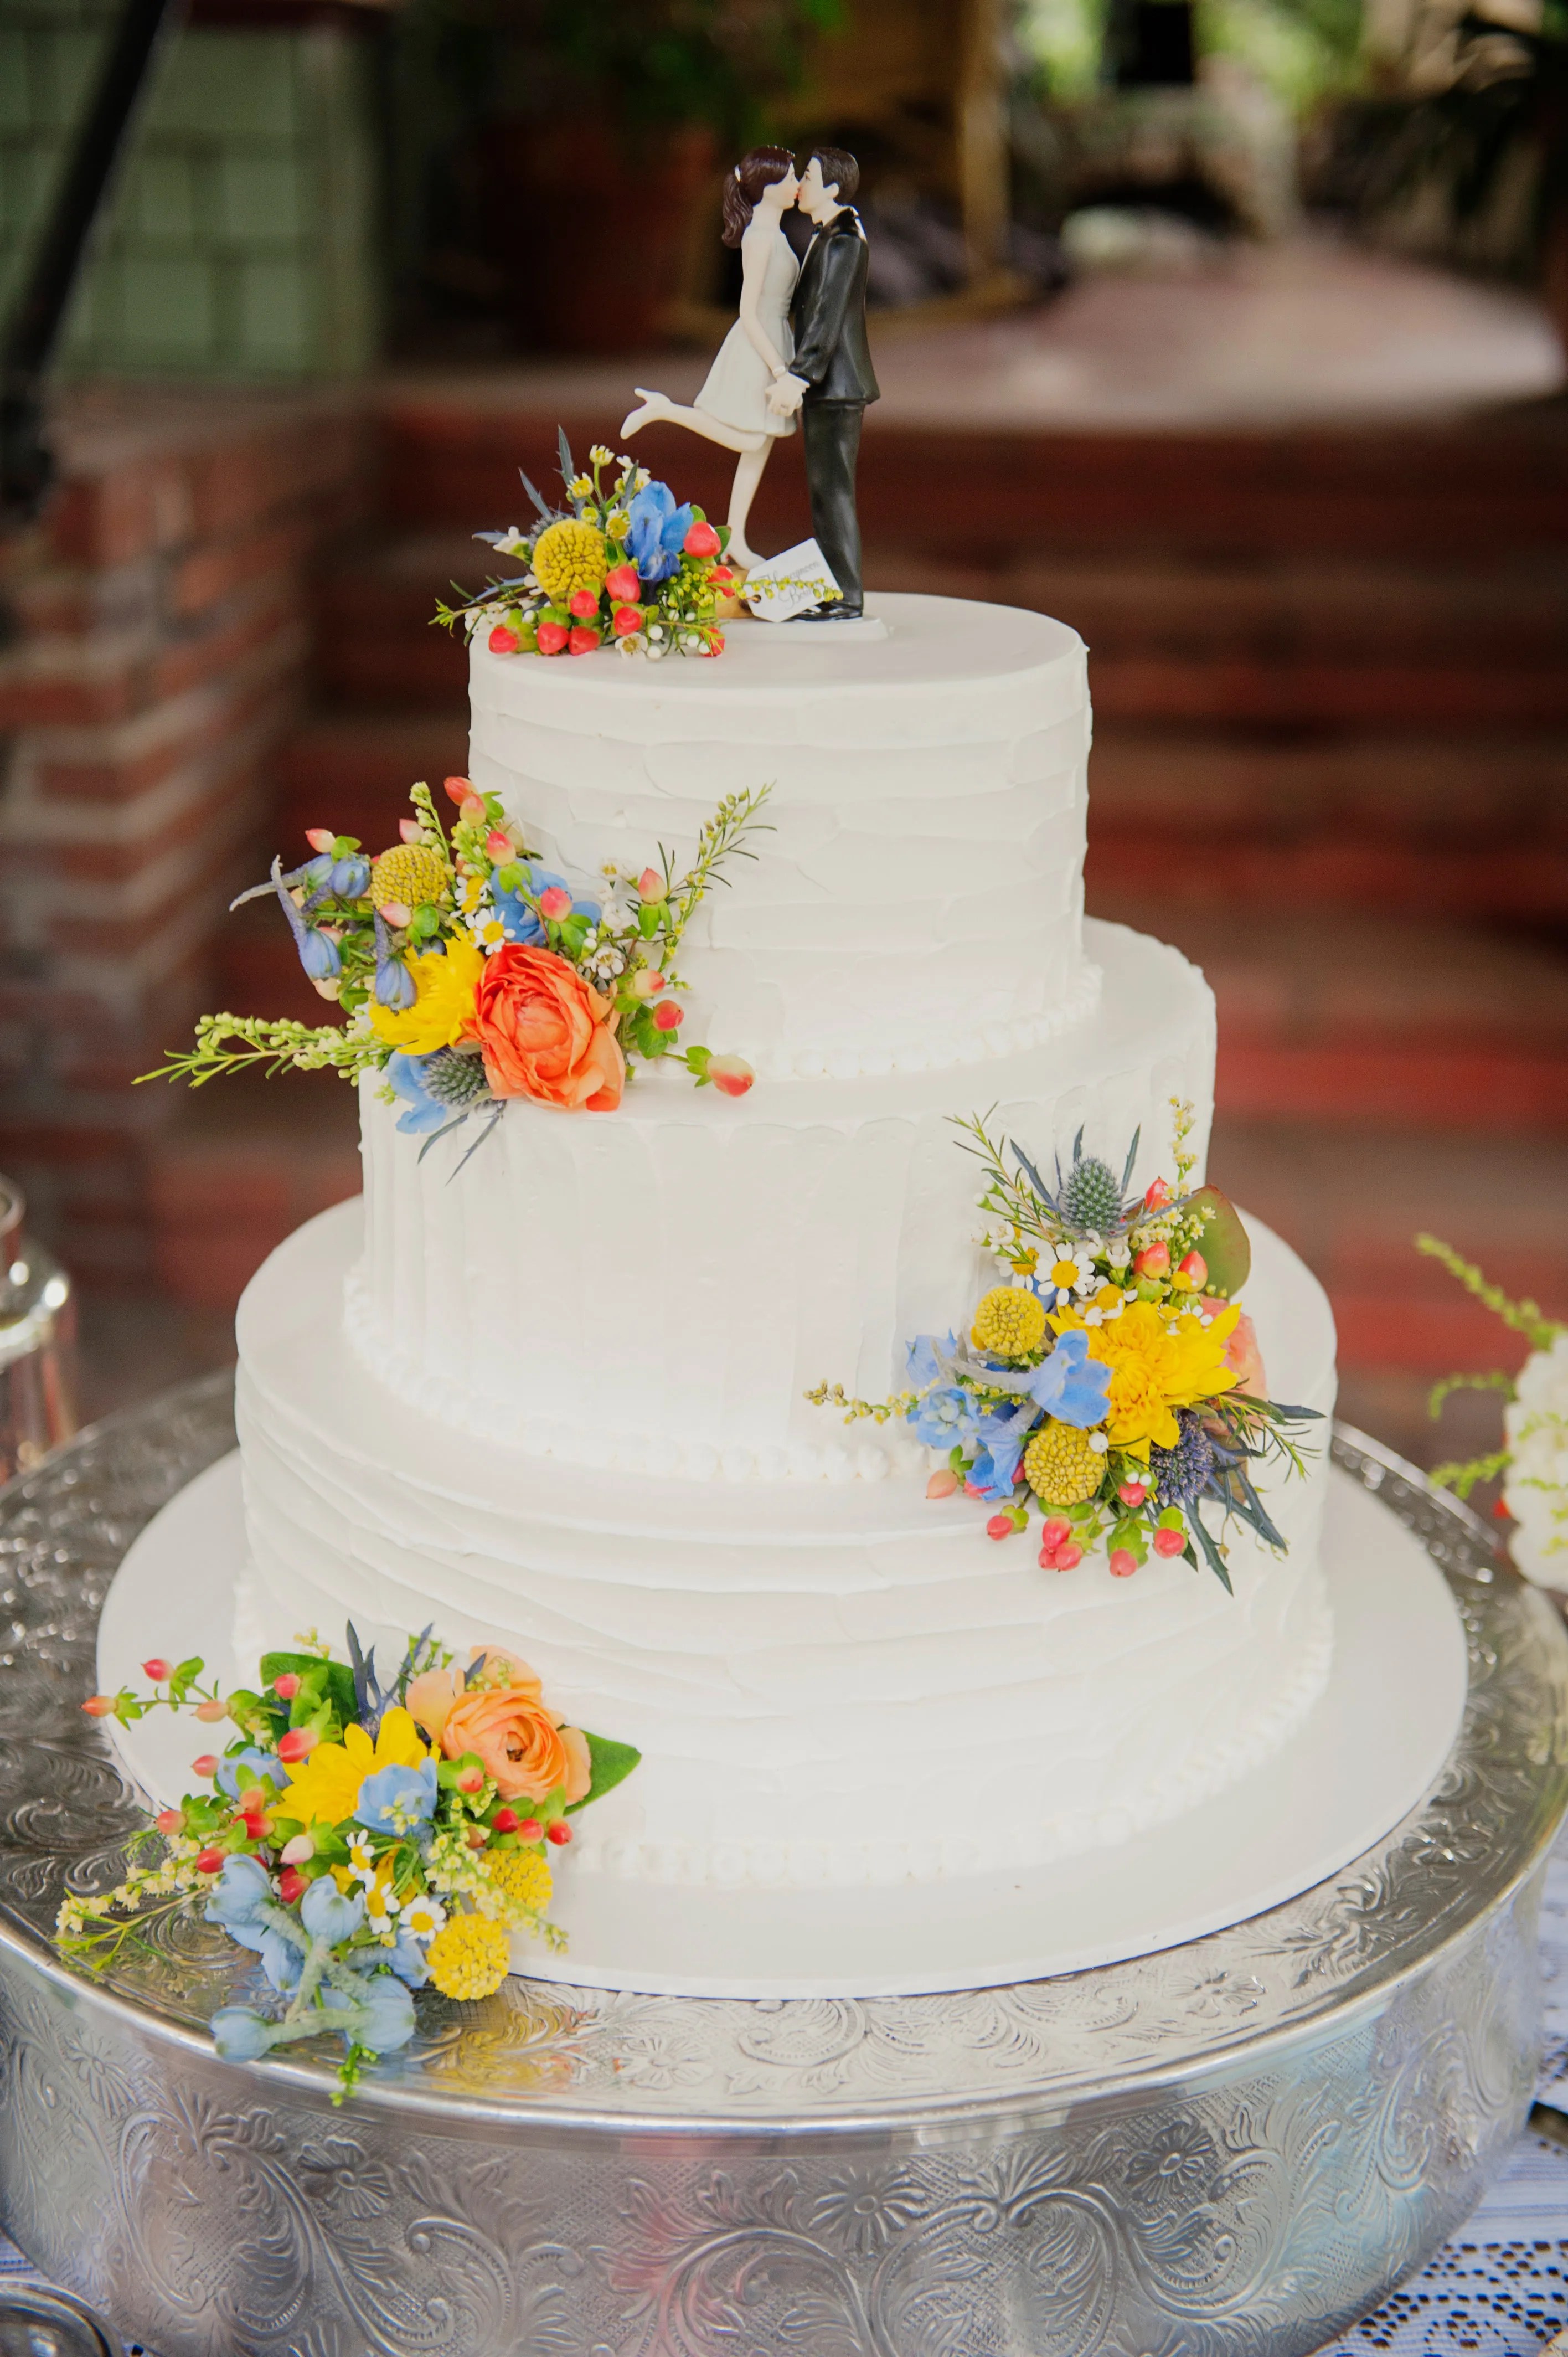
<box><xmin>99</xmin><ymin>1453</ymin><xmax>1468</xmax><ymax>1999</ymax></box>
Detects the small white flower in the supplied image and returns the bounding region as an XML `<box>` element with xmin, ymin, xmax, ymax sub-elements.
<box><xmin>347</xmin><ymin>1834</ymin><xmax>376</xmax><ymax>1881</ymax></box>
<box><xmin>402</xmin><ymin>1893</ymin><xmax>447</xmax><ymax>1939</ymax></box>
<box><xmin>1106</xmin><ymin>1239</ymin><xmax>1132</xmax><ymax>1269</ymax></box>
<box><xmin>1042</xmin><ymin>1244</ymin><xmax>1097</xmax><ymax>1309</ymax></box>
<box><xmin>1089</xmin><ymin>1431</ymin><xmax>1109</xmax><ymax>1453</ymax></box>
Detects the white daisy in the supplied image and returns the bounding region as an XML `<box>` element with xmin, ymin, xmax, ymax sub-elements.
<box><xmin>401</xmin><ymin>1894</ymin><xmax>447</xmax><ymax>1940</ymax></box>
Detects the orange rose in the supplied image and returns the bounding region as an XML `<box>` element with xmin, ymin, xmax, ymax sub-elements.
<box><xmin>473</xmin><ymin>944</ymin><xmax>624</xmax><ymax>1112</ymax></box>
<box><xmin>1201</xmin><ymin>1300</ymin><xmax>1268</xmax><ymax>1398</ymax></box>
<box><xmin>441</xmin><ymin>1686</ymin><xmax>592</xmax><ymax>1803</ymax></box>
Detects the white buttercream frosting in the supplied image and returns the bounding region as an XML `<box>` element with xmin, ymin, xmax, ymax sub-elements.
<box><xmin>469</xmin><ymin>594</ymin><xmax>1093</xmax><ymax>1080</ymax></box>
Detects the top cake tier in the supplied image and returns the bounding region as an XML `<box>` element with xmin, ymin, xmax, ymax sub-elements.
<box><xmin>468</xmin><ymin>592</ymin><xmax>1092</xmax><ymax>1082</ymax></box>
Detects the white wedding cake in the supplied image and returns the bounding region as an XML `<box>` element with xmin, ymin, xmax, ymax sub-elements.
<box><xmin>235</xmin><ymin>593</ymin><xmax>1336</xmax><ymax>1893</ymax></box>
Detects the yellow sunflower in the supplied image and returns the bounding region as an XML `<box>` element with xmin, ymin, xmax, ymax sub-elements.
<box><xmin>369</xmin><ymin>939</ymin><xmax>485</xmax><ymax>1055</ymax></box>
<box><xmin>1052</xmin><ymin>1299</ymin><xmax>1241</xmax><ymax>1462</ymax></box>
<box><xmin>277</xmin><ymin>1705</ymin><xmax>430</xmax><ymax>1831</ymax></box>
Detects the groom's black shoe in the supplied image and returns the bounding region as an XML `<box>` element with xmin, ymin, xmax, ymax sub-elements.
<box><xmin>791</xmin><ymin>599</ymin><xmax>864</xmax><ymax>621</ymax></box>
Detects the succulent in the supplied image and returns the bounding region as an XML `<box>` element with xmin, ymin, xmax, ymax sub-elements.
<box><xmin>1024</xmin><ymin>1419</ymin><xmax>1103</xmax><ymax>1506</ymax></box>
<box><xmin>1014</xmin><ymin>1126</ymin><xmax>1144</xmax><ymax>1240</ymax></box>
<box><xmin>533</xmin><ymin>518</ymin><xmax>608</xmax><ymax>606</ymax></box>
<box><xmin>971</xmin><ymin>1286</ymin><xmax>1047</xmax><ymax>1360</ymax></box>
<box><xmin>1149</xmin><ymin>1409</ymin><xmax>1216</xmax><ymax>1509</ymax></box>
<box><xmin>371</xmin><ymin>844</ymin><xmax>448</xmax><ymax>915</ymax></box>
<box><xmin>421</xmin><ymin>1047</ymin><xmax>491</xmax><ymax>1110</ymax></box>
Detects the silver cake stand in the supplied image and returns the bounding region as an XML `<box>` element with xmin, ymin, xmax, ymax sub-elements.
<box><xmin>1</xmin><ymin>1378</ymin><xmax>1566</xmax><ymax>2357</ymax></box>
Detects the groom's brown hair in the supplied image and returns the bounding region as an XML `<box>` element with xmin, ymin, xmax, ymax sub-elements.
<box><xmin>809</xmin><ymin>147</ymin><xmax>859</xmax><ymax>203</ymax></box>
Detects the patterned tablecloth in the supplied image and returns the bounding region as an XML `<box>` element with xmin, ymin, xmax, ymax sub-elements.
<box><xmin>3</xmin><ymin>1819</ymin><xmax>1566</xmax><ymax>2357</ymax></box>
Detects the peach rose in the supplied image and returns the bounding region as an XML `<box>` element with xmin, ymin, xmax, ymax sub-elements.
<box><xmin>405</xmin><ymin>1665</ymin><xmax>462</xmax><ymax>1741</ymax></box>
<box><xmin>441</xmin><ymin>1687</ymin><xmax>592</xmax><ymax>1803</ymax></box>
<box><xmin>1203</xmin><ymin>1300</ymin><xmax>1267</xmax><ymax>1398</ymax></box>
<box><xmin>473</xmin><ymin>944</ymin><xmax>624</xmax><ymax>1112</ymax></box>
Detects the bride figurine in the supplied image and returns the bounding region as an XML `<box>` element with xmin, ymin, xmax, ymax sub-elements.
<box><xmin>621</xmin><ymin>148</ymin><xmax>800</xmax><ymax>571</ymax></box>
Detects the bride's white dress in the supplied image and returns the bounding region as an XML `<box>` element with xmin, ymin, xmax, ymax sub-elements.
<box><xmin>694</xmin><ymin>218</ymin><xmax>800</xmax><ymax>440</ymax></box>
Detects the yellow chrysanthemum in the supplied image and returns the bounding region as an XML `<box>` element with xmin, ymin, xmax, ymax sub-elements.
<box><xmin>426</xmin><ymin>1912</ymin><xmax>510</xmax><ymax>2000</ymax></box>
<box><xmin>369</xmin><ymin>938</ymin><xmax>485</xmax><ymax>1054</ymax></box>
<box><xmin>277</xmin><ymin>1706</ymin><xmax>429</xmax><ymax>1831</ymax></box>
<box><xmin>533</xmin><ymin>518</ymin><xmax>608</xmax><ymax>605</ymax></box>
<box><xmin>1053</xmin><ymin>1300</ymin><xmax>1240</xmax><ymax>1463</ymax></box>
<box><xmin>484</xmin><ymin>1846</ymin><xmax>553</xmax><ymax>1919</ymax></box>
<box><xmin>370</xmin><ymin>843</ymin><xmax>447</xmax><ymax>914</ymax></box>
<box><xmin>1024</xmin><ymin>1420</ymin><xmax>1102</xmax><ymax>1505</ymax></box>
<box><xmin>971</xmin><ymin>1286</ymin><xmax>1046</xmax><ymax>1358</ymax></box>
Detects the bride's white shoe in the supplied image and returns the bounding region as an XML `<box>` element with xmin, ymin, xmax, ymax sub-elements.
<box><xmin>620</xmin><ymin>389</ymin><xmax>669</xmax><ymax>438</ymax></box>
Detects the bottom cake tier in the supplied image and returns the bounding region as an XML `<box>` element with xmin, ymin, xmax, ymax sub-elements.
<box><xmin>236</xmin><ymin>1199</ymin><xmax>1337</xmax><ymax>1891</ymax></box>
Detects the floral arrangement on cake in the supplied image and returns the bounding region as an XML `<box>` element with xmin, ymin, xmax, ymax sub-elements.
<box><xmin>61</xmin><ymin>1627</ymin><xmax>638</xmax><ymax>2093</ymax></box>
<box><xmin>142</xmin><ymin>776</ymin><xmax>768</xmax><ymax>1147</ymax></box>
<box><xmin>434</xmin><ymin>435</ymin><xmax>739</xmax><ymax>662</ymax></box>
<box><xmin>1416</xmin><ymin>1232</ymin><xmax>1568</xmax><ymax>1591</ymax></box>
<box><xmin>809</xmin><ymin>1103</ymin><xmax>1319</xmax><ymax>1589</ymax></box>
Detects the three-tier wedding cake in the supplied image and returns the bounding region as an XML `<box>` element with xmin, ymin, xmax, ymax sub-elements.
<box><xmin>234</xmin><ymin>591</ymin><xmax>1337</xmax><ymax>1896</ymax></box>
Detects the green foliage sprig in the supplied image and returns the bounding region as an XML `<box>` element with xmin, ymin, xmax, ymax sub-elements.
<box><xmin>141</xmin><ymin>1014</ymin><xmax>385</xmax><ymax>1089</ymax></box>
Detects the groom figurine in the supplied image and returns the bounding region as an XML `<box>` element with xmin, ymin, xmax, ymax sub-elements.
<box><xmin>767</xmin><ymin>148</ymin><xmax>878</xmax><ymax>620</ymax></box>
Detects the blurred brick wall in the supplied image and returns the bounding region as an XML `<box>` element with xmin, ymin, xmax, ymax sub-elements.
<box><xmin>0</xmin><ymin>384</ymin><xmax>373</xmax><ymax>1283</ymax></box>
<box><xmin>0</xmin><ymin>1</ymin><xmax>381</xmax><ymax>377</ymax></box>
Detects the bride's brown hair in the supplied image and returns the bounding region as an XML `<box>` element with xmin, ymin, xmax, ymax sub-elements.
<box><xmin>720</xmin><ymin>147</ymin><xmax>796</xmax><ymax>248</ymax></box>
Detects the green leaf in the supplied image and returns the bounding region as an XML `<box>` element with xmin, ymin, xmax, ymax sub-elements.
<box><xmin>261</xmin><ymin>1650</ymin><xmax>357</xmax><ymax>1726</ymax></box>
<box><xmin>567</xmin><ymin>1731</ymin><xmax>642</xmax><ymax>1813</ymax></box>
<box><xmin>637</xmin><ymin>903</ymin><xmax>660</xmax><ymax>938</ymax></box>
<box><xmin>172</xmin><ymin>1656</ymin><xmax>204</xmax><ymax>1685</ymax></box>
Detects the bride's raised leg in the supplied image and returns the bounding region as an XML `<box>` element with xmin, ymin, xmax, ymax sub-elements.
<box><xmin>621</xmin><ymin>389</ymin><xmax>762</xmax><ymax>458</ymax></box>
<box><xmin>725</xmin><ymin>441</ymin><xmax>772</xmax><ymax>570</ymax></box>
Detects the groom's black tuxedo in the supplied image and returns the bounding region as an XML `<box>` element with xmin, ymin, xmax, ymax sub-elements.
<box><xmin>790</xmin><ymin>207</ymin><xmax>879</xmax><ymax>615</ymax></box>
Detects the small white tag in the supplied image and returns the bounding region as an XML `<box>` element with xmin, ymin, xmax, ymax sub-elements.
<box><xmin>742</xmin><ymin>537</ymin><xmax>840</xmax><ymax>624</ymax></box>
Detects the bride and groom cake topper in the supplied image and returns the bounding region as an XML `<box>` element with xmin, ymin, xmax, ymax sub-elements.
<box><xmin>622</xmin><ymin>146</ymin><xmax>878</xmax><ymax>620</ymax></box>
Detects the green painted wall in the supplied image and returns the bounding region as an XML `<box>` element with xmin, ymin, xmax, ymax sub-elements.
<box><xmin>0</xmin><ymin>0</ymin><xmax>381</xmax><ymax>377</ymax></box>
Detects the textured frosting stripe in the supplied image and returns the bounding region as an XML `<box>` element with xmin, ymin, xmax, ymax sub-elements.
<box><xmin>349</xmin><ymin>921</ymin><xmax>1215</xmax><ymax>1474</ymax></box>
<box><xmin>236</xmin><ymin>1199</ymin><xmax>1338</xmax><ymax>1888</ymax></box>
<box><xmin>469</xmin><ymin>593</ymin><xmax>1093</xmax><ymax>1078</ymax></box>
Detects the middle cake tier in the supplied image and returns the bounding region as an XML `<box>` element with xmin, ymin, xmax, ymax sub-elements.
<box><xmin>350</xmin><ymin>917</ymin><xmax>1217</xmax><ymax>1479</ymax></box>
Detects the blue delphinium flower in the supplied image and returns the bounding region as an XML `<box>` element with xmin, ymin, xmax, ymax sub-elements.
<box><xmin>384</xmin><ymin>1932</ymin><xmax>431</xmax><ymax>1989</ymax></box>
<box><xmin>909</xmin><ymin>1385</ymin><xmax>971</xmax><ymax>1450</ymax></box>
<box><xmin>215</xmin><ymin>1746</ymin><xmax>286</xmax><ymax>1800</ymax></box>
<box><xmin>300</xmin><ymin>1878</ymin><xmax>365</xmax><ymax>1946</ymax></box>
<box><xmin>491</xmin><ymin>864</ymin><xmax>602</xmax><ymax>946</ymax></box>
<box><xmin>322</xmin><ymin>1974</ymin><xmax>417</xmax><ymax>2051</ymax></box>
<box><xmin>386</xmin><ymin>1051</ymin><xmax>450</xmax><ymax>1135</ymax></box>
<box><xmin>204</xmin><ymin>1853</ymin><xmax>271</xmax><ymax>1943</ymax></box>
<box><xmin>905</xmin><ymin>1332</ymin><xmax>958</xmax><ymax>1388</ymax></box>
<box><xmin>625</xmin><ymin>480</ymin><xmax>694</xmax><ymax>584</ymax></box>
<box><xmin>967</xmin><ymin>1402</ymin><xmax>1040</xmax><ymax>1501</ymax></box>
<box><xmin>210</xmin><ymin>2005</ymin><xmax>276</xmax><ymax>2062</ymax></box>
<box><xmin>1025</xmin><ymin>1329</ymin><xmax>1112</xmax><ymax>1429</ymax></box>
<box><xmin>355</xmin><ymin>1758</ymin><xmax>439</xmax><ymax>1836</ymax></box>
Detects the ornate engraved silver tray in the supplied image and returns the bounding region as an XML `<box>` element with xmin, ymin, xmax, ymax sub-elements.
<box><xmin>0</xmin><ymin>1377</ymin><xmax>1565</xmax><ymax>2357</ymax></box>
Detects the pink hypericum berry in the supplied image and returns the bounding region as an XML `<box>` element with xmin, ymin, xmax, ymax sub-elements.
<box><xmin>604</xmin><ymin>563</ymin><xmax>641</xmax><ymax>603</ymax></box>
<box><xmin>1143</xmin><ymin>1177</ymin><xmax>1172</xmax><ymax>1211</ymax></box>
<box><xmin>484</xmin><ymin>829</ymin><xmax>512</xmax><ymax>860</ymax></box>
<box><xmin>277</xmin><ymin>1865</ymin><xmax>308</xmax><ymax>1905</ymax></box>
<box><xmin>443</xmin><ymin>775</ymin><xmax>473</xmax><ymax>805</ymax></box>
<box><xmin>460</xmin><ymin>796</ymin><xmax>484</xmax><ymax>822</ymax></box>
<box><xmin>399</xmin><ymin>817</ymin><xmax>422</xmax><ymax>844</ymax></box>
<box><xmin>631</xmin><ymin>969</ymin><xmax>664</xmax><ymax>999</ymax></box>
<box><xmin>1054</xmin><ymin>1541</ymin><xmax>1084</xmax><ymax>1571</ymax></box>
<box><xmin>546</xmin><ymin>1820</ymin><xmax>574</xmax><ymax>1845</ymax></box>
<box><xmin>926</xmin><ymin>1469</ymin><xmax>959</xmax><ymax>1500</ymax></box>
<box><xmin>1039</xmin><ymin>1516</ymin><xmax>1072</xmax><ymax>1551</ymax></box>
<box><xmin>492</xmin><ymin>1808</ymin><xmax>519</xmax><ymax>1834</ymax></box>
<box><xmin>568</xmin><ymin>588</ymin><xmax>600</xmax><ymax>620</ymax></box>
<box><xmin>1176</xmin><ymin>1249</ymin><xmax>1208</xmax><ymax>1288</ymax></box>
<box><xmin>568</xmin><ymin>625</ymin><xmax>600</xmax><ymax>657</ymax></box>
<box><xmin>515</xmin><ymin>1818</ymin><xmax>543</xmax><ymax>1844</ymax></box>
<box><xmin>280</xmin><ymin>1834</ymin><xmax>314</xmax><ymax>1865</ymax></box>
<box><xmin>1109</xmin><ymin>1548</ymin><xmax>1138</xmax><ymax>1578</ymax></box>
<box><xmin>81</xmin><ymin>1694</ymin><xmax>116</xmax><ymax>1718</ymax></box>
<box><xmin>304</xmin><ymin>828</ymin><xmax>336</xmax><ymax>855</ymax></box>
<box><xmin>276</xmin><ymin>1727</ymin><xmax>318</xmax><ymax>1764</ymax></box>
<box><xmin>535</xmin><ymin>621</ymin><xmax>569</xmax><ymax>656</ymax></box>
<box><xmin>652</xmin><ymin>1000</ymin><xmax>684</xmax><ymax>1031</ymax></box>
<box><xmin>538</xmin><ymin>886</ymin><xmax>572</xmax><ymax>921</ymax></box>
<box><xmin>1153</xmin><ymin>1527</ymin><xmax>1186</xmax><ymax>1558</ymax></box>
<box><xmin>456</xmin><ymin>1766</ymin><xmax>484</xmax><ymax>1794</ymax></box>
<box><xmin>195</xmin><ymin>1847</ymin><xmax>225</xmax><ymax>1874</ymax></box>
<box><xmin>155</xmin><ymin>1807</ymin><xmax>185</xmax><ymax>1834</ymax></box>
<box><xmin>272</xmin><ymin>1673</ymin><xmax>300</xmax><ymax>1700</ymax></box>
<box><xmin>488</xmin><ymin>624</ymin><xmax>519</xmax><ymax>654</ymax></box>
<box><xmin>611</xmin><ymin>602</ymin><xmax>642</xmax><ymax>638</ymax></box>
<box><xmin>708</xmin><ymin>1054</ymin><xmax>755</xmax><ymax>1098</ymax></box>
<box><xmin>1133</xmin><ymin>1241</ymin><xmax>1170</xmax><ymax>1280</ymax></box>
<box><xmin>986</xmin><ymin>1513</ymin><xmax>1014</xmax><ymax>1541</ymax></box>
<box><xmin>637</xmin><ymin>868</ymin><xmax>666</xmax><ymax>902</ymax></box>
<box><xmin>141</xmin><ymin>1656</ymin><xmax>173</xmax><ymax>1681</ymax></box>
<box><xmin>192</xmin><ymin>1754</ymin><xmax>220</xmax><ymax>1777</ymax></box>
<box><xmin>379</xmin><ymin>899</ymin><xmax>412</xmax><ymax>930</ymax></box>
<box><xmin>194</xmin><ymin>1695</ymin><xmax>228</xmax><ymax>1722</ymax></box>
<box><xmin>683</xmin><ymin>519</ymin><xmax>721</xmax><ymax>558</ymax></box>
<box><xmin>1118</xmin><ymin>1480</ymin><xmax>1148</xmax><ymax>1507</ymax></box>
<box><xmin>466</xmin><ymin>1825</ymin><xmax>488</xmax><ymax>1849</ymax></box>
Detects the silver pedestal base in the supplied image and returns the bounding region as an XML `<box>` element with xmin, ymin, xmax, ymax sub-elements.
<box><xmin>0</xmin><ymin>1377</ymin><xmax>1565</xmax><ymax>2357</ymax></box>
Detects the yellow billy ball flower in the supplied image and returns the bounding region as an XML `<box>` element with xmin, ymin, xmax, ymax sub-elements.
<box><xmin>1024</xmin><ymin>1420</ymin><xmax>1103</xmax><ymax>1506</ymax></box>
<box><xmin>971</xmin><ymin>1286</ymin><xmax>1046</xmax><ymax>1359</ymax></box>
<box><xmin>533</xmin><ymin>518</ymin><xmax>608</xmax><ymax>605</ymax></box>
<box><xmin>426</xmin><ymin>1912</ymin><xmax>510</xmax><ymax>2001</ymax></box>
<box><xmin>369</xmin><ymin>937</ymin><xmax>485</xmax><ymax>1054</ymax></box>
<box><xmin>370</xmin><ymin>843</ymin><xmax>447</xmax><ymax>915</ymax></box>
<box><xmin>486</xmin><ymin>1846</ymin><xmax>553</xmax><ymax>1919</ymax></box>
